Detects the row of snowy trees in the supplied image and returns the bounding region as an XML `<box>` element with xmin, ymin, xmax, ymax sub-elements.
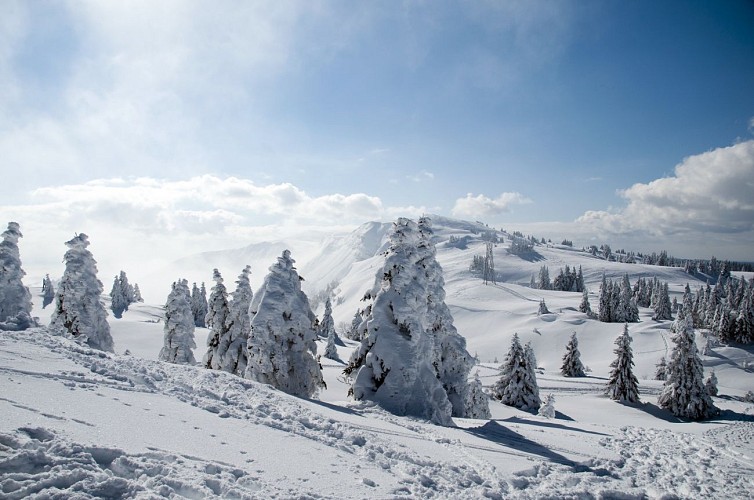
<box><xmin>687</xmin><ymin>278</ymin><xmax>754</xmax><ymax>345</ymax></box>
<box><xmin>596</xmin><ymin>274</ymin><xmax>672</xmax><ymax>323</ymax></box>
<box><xmin>531</xmin><ymin>265</ymin><xmax>584</xmax><ymax>293</ymax></box>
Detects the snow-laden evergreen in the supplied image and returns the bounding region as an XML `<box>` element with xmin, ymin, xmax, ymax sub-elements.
<box><xmin>110</xmin><ymin>275</ymin><xmax>128</xmax><ymax>319</ymax></box>
<box><xmin>50</xmin><ymin>233</ymin><xmax>113</xmax><ymax>352</ymax></box>
<box><xmin>605</xmin><ymin>324</ymin><xmax>640</xmax><ymax>403</ymax></box>
<box><xmin>159</xmin><ymin>279</ymin><xmax>196</xmax><ymax>364</ymax></box>
<box><xmin>0</xmin><ymin>222</ymin><xmax>33</xmax><ymax>330</ymax></box>
<box><xmin>344</xmin><ymin>218</ymin><xmax>454</xmax><ymax>425</ymax></box>
<box><xmin>418</xmin><ymin>217</ymin><xmax>476</xmax><ymax>418</ymax></box>
<box><xmin>203</xmin><ymin>269</ymin><xmax>230</xmax><ymax>370</ymax></box>
<box><xmin>658</xmin><ymin>293</ymin><xmax>718</xmax><ymax>420</ymax></box>
<box><xmin>464</xmin><ymin>372</ymin><xmax>491</xmax><ymax>419</ymax></box>
<box><xmin>132</xmin><ymin>283</ymin><xmax>144</xmax><ymax>303</ymax></box>
<box><xmin>42</xmin><ymin>274</ymin><xmax>55</xmax><ymax>309</ymax></box>
<box><xmin>217</xmin><ymin>266</ymin><xmax>253</xmax><ymax>375</ymax></box>
<box><xmin>538</xmin><ymin>393</ymin><xmax>556</xmax><ymax>418</ymax></box>
<box><xmin>652</xmin><ymin>282</ymin><xmax>673</xmax><ymax>321</ymax></box>
<box><xmin>655</xmin><ymin>357</ymin><xmax>668</xmax><ymax>381</ymax></box>
<box><xmin>537</xmin><ymin>299</ymin><xmax>550</xmax><ymax>315</ymax></box>
<box><xmin>191</xmin><ymin>282</ymin><xmax>209</xmax><ymax>328</ymax></box>
<box><xmin>492</xmin><ymin>333</ymin><xmax>540</xmax><ymax>411</ymax></box>
<box><xmin>245</xmin><ymin>250</ymin><xmax>325</xmax><ymax>398</ymax></box>
<box><xmin>560</xmin><ymin>333</ymin><xmax>586</xmax><ymax>377</ymax></box>
<box><xmin>705</xmin><ymin>370</ymin><xmax>718</xmax><ymax>397</ymax></box>
<box><xmin>578</xmin><ymin>289</ymin><xmax>592</xmax><ymax>316</ymax></box>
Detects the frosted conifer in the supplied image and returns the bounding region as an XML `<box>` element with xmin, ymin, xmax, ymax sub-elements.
<box><xmin>561</xmin><ymin>333</ymin><xmax>586</xmax><ymax>377</ymax></box>
<box><xmin>0</xmin><ymin>222</ymin><xmax>33</xmax><ymax>329</ymax></box>
<box><xmin>538</xmin><ymin>394</ymin><xmax>555</xmax><ymax>418</ymax></box>
<box><xmin>705</xmin><ymin>370</ymin><xmax>718</xmax><ymax>397</ymax></box>
<box><xmin>652</xmin><ymin>282</ymin><xmax>673</xmax><ymax>321</ymax></box>
<box><xmin>245</xmin><ymin>251</ymin><xmax>325</xmax><ymax>398</ymax></box>
<box><xmin>344</xmin><ymin>219</ymin><xmax>453</xmax><ymax>424</ymax></box>
<box><xmin>132</xmin><ymin>283</ymin><xmax>143</xmax><ymax>302</ymax></box>
<box><xmin>464</xmin><ymin>372</ymin><xmax>491</xmax><ymax>419</ymax></box>
<box><xmin>655</xmin><ymin>357</ymin><xmax>668</xmax><ymax>381</ymax></box>
<box><xmin>51</xmin><ymin>233</ymin><xmax>113</xmax><ymax>352</ymax></box>
<box><xmin>605</xmin><ymin>324</ymin><xmax>640</xmax><ymax>402</ymax></box>
<box><xmin>538</xmin><ymin>299</ymin><xmax>550</xmax><ymax>315</ymax></box>
<box><xmin>159</xmin><ymin>279</ymin><xmax>196</xmax><ymax>364</ymax></box>
<box><xmin>110</xmin><ymin>275</ymin><xmax>127</xmax><ymax>319</ymax></box>
<box><xmin>42</xmin><ymin>274</ymin><xmax>55</xmax><ymax>309</ymax></box>
<box><xmin>203</xmin><ymin>269</ymin><xmax>230</xmax><ymax>370</ymax></box>
<box><xmin>578</xmin><ymin>289</ymin><xmax>592</xmax><ymax>315</ymax></box>
<box><xmin>492</xmin><ymin>333</ymin><xmax>540</xmax><ymax>410</ymax></box>
<box><xmin>216</xmin><ymin>266</ymin><xmax>253</xmax><ymax>375</ymax></box>
<box><xmin>191</xmin><ymin>282</ymin><xmax>208</xmax><ymax>328</ymax></box>
<box><xmin>658</xmin><ymin>298</ymin><xmax>718</xmax><ymax>420</ymax></box>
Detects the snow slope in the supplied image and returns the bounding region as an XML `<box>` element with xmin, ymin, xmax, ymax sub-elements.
<box><xmin>3</xmin><ymin>215</ymin><xmax>754</xmax><ymax>498</ymax></box>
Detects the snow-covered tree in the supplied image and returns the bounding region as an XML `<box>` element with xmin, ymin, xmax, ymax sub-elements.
<box><xmin>42</xmin><ymin>274</ymin><xmax>55</xmax><ymax>309</ymax></box>
<box><xmin>203</xmin><ymin>270</ymin><xmax>230</xmax><ymax>370</ymax></box>
<box><xmin>537</xmin><ymin>265</ymin><xmax>551</xmax><ymax>290</ymax></box>
<box><xmin>50</xmin><ymin>234</ymin><xmax>113</xmax><ymax>352</ymax></box>
<box><xmin>0</xmin><ymin>222</ymin><xmax>33</xmax><ymax>329</ymax></box>
<box><xmin>344</xmin><ymin>218</ymin><xmax>453</xmax><ymax>424</ymax></box>
<box><xmin>345</xmin><ymin>309</ymin><xmax>363</xmax><ymax>340</ymax></box>
<box><xmin>191</xmin><ymin>282</ymin><xmax>209</xmax><ymax>328</ymax></box>
<box><xmin>705</xmin><ymin>370</ymin><xmax>718</xmax><ymax>397</ymax></box>
<box><xmin>418</xmin><ymin>217</ymin><xmax>476</xmax><ymax>418</ymax></box>
<box><xmin>324</xmin><ymin>328</ymin><xmax>338</xmax><ymax>360</ymax></box>
<box><xmin>658</xmin><ymin>300</ymin><xmax>718</xmax><ymax>420</ymax></box>
<box><xmin>464</xmin><ymin>372</ymin><xmax>491</xmax><ymax>419</ymax></box>
<box><xmin>319</xmin><ymin>297</ymin><xmax>336</xmax><ymax>339</ymax></box>
<box><xmin>598</xmin><ymin>274</ymin><xmax>611</xmax><ymax>322</ymax></box>
<box><xmin>655</xmin><ymin>357</ymin><xmax>668</xmax><ymax>381</ymax></box>
<box><xmin>159</xmin><ymin>279</ymin><xmax>196</xmax><ymax>364</ymax></box>
<box><xmin>214</xmin><ymin>266</ymin><xmax>253</xmax><ymax>375</ymax></box>
<box><xmin>538</xmin><ymin>299</ymin><xmax>550</xmax><ymax>315</ymax></box>
<box><xmin>492</xmin><ymin>333</ymin><xmax>540</xmax><ymax>410</ymax></box>
<box><xmin>578</xmin><ymin>289</ymin><xmax>592</xmax><ymax>316</ymax></box>
<box><xmin>652</xmin><ymin>282</ymin><xmax>673</xmax><ymax>321</ymax></box>
<box><xmin>483</xmin><ymin>242</ymin><xmax>495</xmax><ymax>285</ymax></box>
<box><xmin>245</xmin><ymin>250</ymin><xmax>325</xmax><ymax>399</ymax></box>
<box><xmin>538</xmin><ymin>393</ymin><xmax>555</xmax><ymax>418</ymax></box>
<box><xmin>110</xmin><ymin>275</ymin><xmax>128</xmax><ymax>319</ymax></box>
<box><xmin>605</xmin><ymin>324</ymin><xmax>640</xmax><ymax>403</ymax></box>
<box><xmin>560</xmin><ymin>333</ymin><xmax>586</xmax><ymax>377</ymax></box>
<box><xmin>132</xmin><ymin>283</ymin><xmax>143</xmax><ymax>302</ymax></box>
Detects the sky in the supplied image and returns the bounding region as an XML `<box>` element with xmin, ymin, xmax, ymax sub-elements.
<box><xmin>1</xmin><ymin>0</ymin><xmax>754</xmax><ymax>289</ymax></box>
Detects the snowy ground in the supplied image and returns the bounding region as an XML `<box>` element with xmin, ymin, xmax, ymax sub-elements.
<box><xmin>3</xmin><ymin>218</ymin><xmax>754</xmax><ymax>498</ymax></box>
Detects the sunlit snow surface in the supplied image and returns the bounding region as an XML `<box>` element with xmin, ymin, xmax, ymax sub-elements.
<box><xmin>2</xmin><ymin>218</ymin><xmax>754</xmax><ymax>498</ymax></box>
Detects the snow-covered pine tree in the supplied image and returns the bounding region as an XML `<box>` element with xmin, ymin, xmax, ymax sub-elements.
<box><xmin>203</xmin><ymin>269</ymin><xmax>230</xmax><ymax>370</ymax></box>
<box><xmin>159</xmin><ymin>279</ymin><xmax>196</xmax><ymax>364</ymax></box>
<box><xmin>343</xmin><ymin>218</ymin><xmax>453</xmax><ymax>424</ymax></box>
<box><xmin>652</xmin><ymin>282</ymin><xmax>673</xmax><ymax>321</ymax></box>
<box><xmin>245</xmin><ymin>250</ymin><xmax>325</xmax><ymax>399</ymax></box>
<box><xmin>524</xmin><ymin>341</ymin><xmax>537</xmax><ymax>373</ymax></box>
<box><xmin>483</xmin><ymin>241</ymin><xmax>495</xmax><ymax>285</ymax></box>
<box><xmin>0</xmin><ymin>222</ymin><xmax>33</xmax><ymax>329</ymax></box>
<box><xmin>598</xmin><ymin>274</ymin><xmax>611</xmax><ymax>322</ymax></box>
<box><xmin>50</xmin><ymin>234</ymin><xmax>113</xmax><ymax>351</ymax></box>
<box><xmin>42</xmin><ymin>274</ymin><xmax>55</xmax><ymax>309</ymax></box>
<box><xmin>464</xmin><ymin>372</ymin><xmax>491</xmax><ymax>419</ymax></box>
<box><xmin>191</xmin><ymin>282</ymin><xmax>208</xmax><ymax>328</ymax></box>
<box><xmin>538</xmin><ymin>265</ymin><xmax>551</xmax><ymax>290</ymax></box>
<box><xmin>319</xmin><ymin>297</ymin><xmax>336</xmax><ymax>339</ymax></box>
<box><xmin>605</xmin><ymin>324</ymin><xmax>640</xmax><ymax>402</ymax></box>
<box><xmin>538</xmin><ymin>394</ymin><xmax>555</xmax><ymax>418</ymax></box>
<box><xmin>132</xmin><ymin>283</ymin><xmax>143</xmax><ymax>302</ymax></box>
<box><xmin>418</xmin><ymin>217</ymin><xmax>476</xmax><ymax>418</ymax></box>
<box><xmin>560</xmin><ymin>332</ymin><xmax>586</xmax><ymax>377</ymax></box>
<box><xmin>110</xmin><ymin>275</ymin><xmax>127</xmax><ymax>319</ymax></box>
<box><xmin>658</xmin><ymin>297</ymin><xmax>718</xmax><ymax>420</ymax></box>
<box><xmin>324</xmin><ymin>328</ymin><xmax>338</xmax><ymax>360</ymax></box>
<box><xmin>216</xmin><ymin>265</ymin><xmax>253</xmax><ymax>375</ymax></box>
<box><xmin>578</xmin><ymin>288</ymin><xmax>592</xmax><ymax>316</ymax></box>
<box><xmin>492</xmin><ymin>333</ymin><xmax>541</xmax><ymax>410</ymax></box>
<box><xmin>705</xmin><ymin>370</ymin><xmax>718</xmax><ymax>397</ymax></box>
<box><xmin>655</xmin><ymin>357</ymin><xmax>668</xmax><ymax>381</ymax></box>
<box><xmin>538</xmin><ymin>298</ymin><xmax>550</xmax><ymax>315</ymax></box>
<box><xmin>345</xmin><ymin>309</ymin><xmax>363</xmax><ymax>340</ymax></box>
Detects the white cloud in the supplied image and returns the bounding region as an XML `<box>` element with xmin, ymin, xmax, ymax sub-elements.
<box><xmin>749</xmin><ymin>116</ymin><xmax>754</xmax><ymax>134</ymax></box>
<box><xmin>451</xmin><ymin>192</ymin><xmax>531</xmax><ymax>218</ymax></box>
<box><xmin>407</xmin><ymin>170</ymin><xmax>435</xmax><ymax>182</ymax></box>
<box><xmin>576</xmin><ymin>140</ymin><xmax>754</xmax><ymax>236</ymax></box>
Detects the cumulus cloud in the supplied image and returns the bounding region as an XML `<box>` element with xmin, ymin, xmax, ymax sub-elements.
<box><xmin>451</xmin><ymin>192</ymin><xmax>531</xmax><ymax>218</ymax></box>
<box><xmin>576</xmin><ymin>140</ymin><xmax>754</xmax><ymax>236</ymax></box>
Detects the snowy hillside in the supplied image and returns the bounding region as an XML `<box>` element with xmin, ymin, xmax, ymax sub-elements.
<box><xmin>3</xmin><ymin>215</ymin><xmax>754</xmax><ymax>498</ymax></box>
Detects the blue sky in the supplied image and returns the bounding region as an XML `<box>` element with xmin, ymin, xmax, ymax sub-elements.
<box><xmin>1</xmin><ymin>0</ymin><xmax>754</xmax><ymax>273</ymax></box>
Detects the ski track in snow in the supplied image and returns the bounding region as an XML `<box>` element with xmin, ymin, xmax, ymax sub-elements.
<box><xmin>3</xmin><ymin>327</ymin><xmax>753</xmax><ymax>498</ymax></box>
